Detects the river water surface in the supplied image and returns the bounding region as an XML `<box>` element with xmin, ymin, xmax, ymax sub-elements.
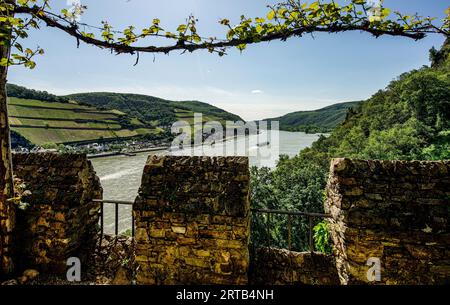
<box><xmin>91</xmin><ymin>131</ymin><xmax>321</xmax><ymax>234</ymax></box>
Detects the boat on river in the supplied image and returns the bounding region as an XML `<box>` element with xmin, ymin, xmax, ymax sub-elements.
<box><xmin>257</xmin><ymin>141</ymin><xmax>270</xmax><ymax>147</ymax></box>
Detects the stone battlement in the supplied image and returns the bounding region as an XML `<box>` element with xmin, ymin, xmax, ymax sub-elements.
<box><xmin>326</xmin><ymin>158</ymin><xmax>450</xmax><ymax>284</ymax></box>
<box><xmin>1</xmin><ymin>154</ymin><xmax>449</xmax><ymax>285</ymax></box>
<box><xmin>11</xmin><ymin>153</ymin><xmax>102</xmax><ymax>273</ymax></box>
<box><xmin>134</xmin><ymin>155</ymin><xmax>250</xmax><ymax>285</ymax></box>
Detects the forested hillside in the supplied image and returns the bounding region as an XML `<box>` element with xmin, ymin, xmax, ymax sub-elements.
<box><xmin>7</xmin><ymin>84</ymin><xmax>69</xmax><ymax>103</ymax></box>
<box><xmin>251</xmin><ymin>39</ymin><xmax>450</xmax><ymax>251</ymax></box>
<box><xmin>66</xmin><ymin>92</ymin><xmax>243</xmax><ymax>127</ymax></box>
<box><xmin>313</xmin><ymin>39</ymin><xmax>449</xmax><ymax>161</ymax></box>
<box><xmin>7</xmin><ymin>85</ymin><xmax>243</xmax><ymax>146</ymax></box>
<box><xmin>265</xmin><ymin>101</ymin><xmax>361</xmax><ymax>133</ymax></box>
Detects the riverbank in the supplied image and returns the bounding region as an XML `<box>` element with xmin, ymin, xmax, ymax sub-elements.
<box><xmin>88</xmin><ymin>134</ymin><xmax>242</xmax><ymax>158</ymax></box>
<box><xmin>87</xmin><ymin>146</ymin><xmax>169</xmax><ymax>159</ymax></box>
<box><xmin>91</xmin><ymin>131</ymin><xmax>322</xmax><ymax>234</ymax></box>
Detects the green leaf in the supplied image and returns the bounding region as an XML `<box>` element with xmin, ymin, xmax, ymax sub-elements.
<box><xmin>226</xmin><ymin>29</ymin><xmax>235</xmax><ymax>40</ymax></box>
<box><xmin>236</xmin><ymin>43</ymin><xmax>246</xmax><ymax>51</ymax></box>
<box><xmin>278</xmin><ymin>8</ymin><xmax>288</xmax><ymax>17</ymax></box>
<box><xmin>255</xmin><ymin>24</ymin><xmax>264</xmax><ymax>34</ymax></box>
<box><xmin>14</xmin><ymin>43</ymin><xmax>23</xmax><ymax>53</ymax></box>
<box><xmin>0</xmin><ymin>58</ymin><xmax>10</xmax><ymax>67</ymax></box>
<box><xmin>192</xmin><ymin>34</ymin><xmax>201</xmax><ymax>43</ymax></box>
<box><xmin>165</xmin><ymin>31</ymin><xmax>176</xmax><ymax>38</ymax></box>
<box><xmin>177</xmin><ymin>24</ymin><xmax>187</xmax><ymax>32</ymax></box>
<box><xmin>81</xmin><ymin>32</ymin><xmax>95</xmax><ymax>39</ymax></box>
<box><xmin>381</xmin><ymin>8</ymin><xmax>391</xmax><ymax>18</ymax></box>
<box><xmin>267</xmin><ymin>10</ymin><xmax>276</xmax><ymax>20</ymax></box>
<box><xmin>24</xmin><ymin>60</ymin><xmax>36</xmax><ymax>69</ymax></box>
<box><xmin>309</xmin><ymin>2</ymin><xmax>320</xmax><ymax>10</ymax></box>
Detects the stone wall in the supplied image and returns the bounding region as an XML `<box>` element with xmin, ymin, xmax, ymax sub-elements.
<box><xmin>249</xmin><ymin>247</ymin><xmax>339</xmax><ymax>285</ymax></box>
<box><xmin>12</xmin><ymin>153</ymin><xmax>102</xmax><ymax>274</ymax></box>
<box><xmin>0</xmin><ymin>177</ymin><xmax>14</xmax><ymax>277</ymax></box>
<box><xmin>133</xmin><ymin>155</ymin><xmax>250</xmax><ymax>285</ymax></box>
<box><xmin>325</xmin><ymin>158</ymin><xmax>450</xmax><ymax>284</ymax></box>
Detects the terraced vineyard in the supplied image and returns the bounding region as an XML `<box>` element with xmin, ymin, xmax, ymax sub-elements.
<box><xmin>66</xmin><ymin>92</ymin><xmax>243</xmax><ymax>127</ymax></box>
<box><xmin>173</xmin><ymin>108</ymin><xmax>233</xmax><ymax>125</ymax></box>
<box><xmin>8</xmin><ymin>97</ymin><xmax>158</xmax><ymax>145</ymax></box>
<box><xmin>7</xmin><ymin>84</ymin><xmax>243</xmax><ymax>146</ymax></box>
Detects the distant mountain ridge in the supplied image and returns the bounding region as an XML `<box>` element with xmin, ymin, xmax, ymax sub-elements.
<box><xmin>65</xmin><ymin>92</ymin><xmax>243</xmax><ymax>127</ymax></box>
<box><xmin>264</xmin><ymin>101</ymin><xmax>361</xmax><ymax>133</ymax></box>
<box><xmin>7</xmin><ymin>84</ymin><xmax>360</xmax><ymax>142</ymax></box>
<box><xmin>7</xmin><ymin>83</ymin><xmax>69</xmax><ymax>103</ymax></box>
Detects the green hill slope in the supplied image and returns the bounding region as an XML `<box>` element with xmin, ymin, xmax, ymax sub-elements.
<box><xmin>250</xmin><ymin>40</ymin><xmax>450</xmax><ymax>251</ymax></box>
<box><xmin>264</xmin><ymin>101</ymin><xmax>361</xmax><ymax>133</ymax></box>
<box><xmin>7</xmin><ymin>83</ymin><xmax>69</xmax><ymax>103</ymax></box>
<box><xmin>6</xmin><ymin>85</ymin><xmax>244</xmax><ymax>146</ymax></box>
<box><xmin>312</xmin><ymin>39</ymin><xmax>450</xmax><ymax>161</ymax></box>
<box><xmin>7</xmin><ymin>97</ymin><xmax>158</xmax><ymax>146</ymax></box>
<box><xmin>65</xmin><ymin>92</ymin><xmax>243</xmax><ymax>127</ymax></box>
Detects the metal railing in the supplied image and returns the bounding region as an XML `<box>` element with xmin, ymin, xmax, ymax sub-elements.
<box><xmin>250</xmin><ymin>208</ymin><xmax>331</xmax><ymax>252</ymax></box>
<box><xmin>93</xmin><ymin>199</ymin><xmax>134</xmax><ymax>237</ymax></box>
<box><xmin>93</xmin><ymin>199</ymin><xmax>330</xmax><ymax>253</ymax></box>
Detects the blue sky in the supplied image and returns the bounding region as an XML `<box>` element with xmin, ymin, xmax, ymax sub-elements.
<box><xmin>8</xmin><ymin>0</ymin><xmax>449</xmax><ymax>120</ymax></box>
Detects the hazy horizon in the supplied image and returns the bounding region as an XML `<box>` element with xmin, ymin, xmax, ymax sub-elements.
<box><xmin>9</xmin><ymin>82</ymin><xmax>361</xmax><ymax>121</ymax></box>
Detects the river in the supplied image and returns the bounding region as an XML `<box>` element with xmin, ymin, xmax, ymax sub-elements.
<box><xmin>91</xmin><ymin>131</ymin><xmax>321</xmax><ymax>234</ymax></box>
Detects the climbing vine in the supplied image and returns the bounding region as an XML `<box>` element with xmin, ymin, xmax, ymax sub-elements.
<box><xmin>1</xmin><ymin>0</ymin><xmax>448</xmax><ymax>69</ymax></box>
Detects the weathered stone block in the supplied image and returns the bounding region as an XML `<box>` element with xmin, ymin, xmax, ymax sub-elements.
<box><xmin>325</xmin><ymin>158</ymin><xmax>450</xmax><ymax>285</ymax></box>
<box><xmin>171</xmin><ymin>226</ymin><xmax>186</xmax><ymax>234</ymax></box>
<box><xmin>11</xmin><ymin>153</ymin><xmax>102</xmax><ymax>274</ymax></box>
<box><xmin>134</xmin><ymin>155</ymin><xmax>250</xmax><ymax>285</ymax></box>
<box><xmin>249</xmin><ymin>248</ymin><xmax>339</xmax><ymax>285</ymax></box>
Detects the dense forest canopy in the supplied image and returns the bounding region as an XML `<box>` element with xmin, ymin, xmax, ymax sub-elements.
<box><xmin>251</xmin><ymin>39</ymin><xmax>450</xmax><ymax>251</ymax></box>
<box><xmin>6</xmin><ymin>83</ymin><xmax>69</xmax><ymax>103</ymax></box>
<box><xmin>66</xmin><ymin>92</ymin><xmax>177</xmax><ymax>126</ymax></box>
<box><xmin>265</xmin><ymin>101</ymin><xmax>361</xmax><ymax>133</ymax></box>
<box><xmin>66</xmin><ymin>92</ymin><xmax>243</xmax><ymax>127</ymax></box>
<box><xmin>315</xmin><ymin>38</ymin><xmax>450</xmax><ymax>161</ymax></box>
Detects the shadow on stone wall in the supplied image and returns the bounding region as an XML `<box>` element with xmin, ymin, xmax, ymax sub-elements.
<box><xmin>12</xmin><ymin>153</ymin><xmax>102</xmax><ymax>274</ymax></box>
<box><xmin>2</xmin><ymin>154</ymin><xmax>449</xmax><ymax>285</ymax></box>
<box><xmin>249</xmin><ymin>247</ymin><xmax>339</xmax><ymax>285</ymax></box>
<box><xmin>326</xmin><ymin>158</ymin><xmax>450</xmax><ymax>285</ymax></box>
<box><xmin>133</xmin><ymin>155</ymin><xmax>250</xmax><ymax>285</ymax></box>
